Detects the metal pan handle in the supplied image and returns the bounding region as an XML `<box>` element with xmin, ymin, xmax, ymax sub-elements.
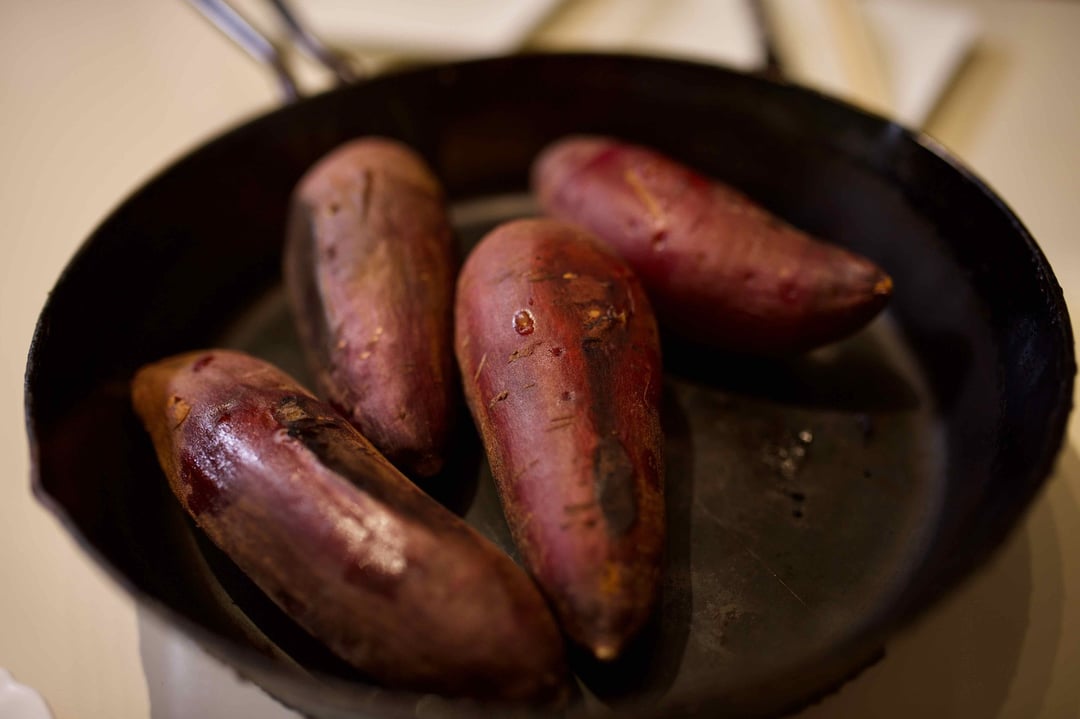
<box><xmin>185</xmin><ymin>0</ymin><xmax>361</xmax><ymax>101</ymax></box>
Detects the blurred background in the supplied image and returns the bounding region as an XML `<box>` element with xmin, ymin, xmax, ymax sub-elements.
<box><xmin>1</xmin><ymin>1</ymin><xmax>1077</xmax><ymax>717</ymax></box>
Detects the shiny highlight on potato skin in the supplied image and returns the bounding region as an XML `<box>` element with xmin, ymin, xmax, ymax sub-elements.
<box><xmin>533</xmin><ymin>135</ymin><xmax>893</xmax><ymax>353</ymax></box>
<box><xmin>455</xmin><ymin>219</ymin><xmax>665</xmax><ymax>661</ymax></box>
<box><xmin>284</xmin><ymin>137</ymin><xmax>457</xmax><ymax>478</ymax></box>
<box><xmin>132</xmin><ymin>349</ymin><xmax>568</xmax><ymax>702</ymax></box>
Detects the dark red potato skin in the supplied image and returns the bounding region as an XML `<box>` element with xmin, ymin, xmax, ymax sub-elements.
<box><xmin>284</xmin><ymin>137</ymin><xmax>456</xmax><ymax>477</ymax></box>
<box><xmin>455</xmin><ymin>219</ymin><xmax>665</xmax><ymax>661</ymax></box>
<box><xmin>533</xmin><ymin>135</ymin><xmax>893</xmax><ymax>353</ymax></box>
<box><xmin>131</xmin><ymin>350</ymin><xmax>567</xmax><ymax>702</ymax></box>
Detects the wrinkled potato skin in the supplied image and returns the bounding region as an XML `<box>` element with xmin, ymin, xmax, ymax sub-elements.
<box><xmin>132</xmin><ymin>349</ymin><xmax>568</xmax><ymax>702</ymax></box>
<box><xmin>455</xmin><ymin>219</ymin><xmax>665</xmax><ymax>660</ymax></box>
<box><xmin>285</xmin><ymin>138</ymin><xmax>456</xmax><ymax>477</ymax></box>
<box><xmin>534</xmin><ymin>135</ymin><xmax>893</xmax><ymax>353</ymax></box>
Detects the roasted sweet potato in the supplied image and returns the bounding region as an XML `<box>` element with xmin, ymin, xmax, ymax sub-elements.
<box><xmin>533</xmin><ymin>135</ymin><xmax>893</xmax><ymax>353</ymax></box>
<box><xmin>132</xmin><ymin>349</ymin><xmax>567</xmax><ymax>702</ymax></box>
<box><xmin>455</xmin><ymin>219</ymin><xmax>665</xmax><ymax>661</ymax></box>
<box><xmin>284</xmin><ymin>137</ymin><xmax>456</xmax><ymax>477</ymax></box>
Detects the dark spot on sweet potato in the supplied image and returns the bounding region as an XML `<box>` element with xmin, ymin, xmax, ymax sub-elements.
<box><xmin>192</xmin><ymin>355</ymin><xmax>214</xmax><ymax>372</ymax></box>
<box><xmin>593</xmin><ymin>436</ymin><xmax>636</xmax><ymax>536</ymax></box>
<box><xmin>274</xmin><ymin>397</ymin><xmax>378</xmax><ymax>474</ymax></box>
<box><xmin>513</xmin><ymin>309</ymin><xmax>536</xmax><ymax>335</ymax></box>
<box><xmin>508</xmin><ymin>341</ymin><xmax>542</xmax><ymax>364</ymax></box>
<box><xmin>272</xmin><ymin>396</ymin><xmax>457</xmax><ymax>532</ymax></box>
<box><xmin>577</xmin><ymin>311</ymin><xmax>639</xmax><ymax>537</ymax></box>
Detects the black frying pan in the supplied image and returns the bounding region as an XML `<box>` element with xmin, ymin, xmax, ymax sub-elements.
<box><xmin>24</xmin><ymin>48</ymin><xmax>1074</xmax><ymax>718</ymax></box>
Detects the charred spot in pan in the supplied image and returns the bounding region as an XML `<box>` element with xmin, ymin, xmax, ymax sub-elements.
<box><xmin>593</xmin><ymin>436</ymin><xmax>636</xmax><ymax>535</ymax></box>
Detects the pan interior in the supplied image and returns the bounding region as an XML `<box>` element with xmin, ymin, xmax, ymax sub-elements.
<box><xmin>209</xmin><ymin>191</ymin><xmax>946</xmax><ymax>708</ymax></box>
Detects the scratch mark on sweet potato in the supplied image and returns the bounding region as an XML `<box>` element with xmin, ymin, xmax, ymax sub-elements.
<box><xmin>624</xmin><ymin>168</ymin><xmax>664</xmax><ymax>224</ymax></box>
<box><xmin>358</xmin><ymin>168</ymin><xmax>374</xmax><ymax>220</ymax></box>
<box><xmin>507</xmin><ymin>341</ymin><xmax>543</xmax><ymax>364</ymax></box>
<box><xmin>489</xmin><ymin>390</ymin><xmax>509</xmax><ymax>409</ymax></box>
<box><xmin>492</xmin><ymin>269</ymin><xmax>516</xmax><ymax>285</ymax></box>
<box><xmin>473</xmin><ymin>352</ymin><xmax>487</xmax><ymax>382</ymax></box>
<box><xmin>546</xmin><ymin>415</ymin><xmax>576</xmax><ymax>432</ymax></box>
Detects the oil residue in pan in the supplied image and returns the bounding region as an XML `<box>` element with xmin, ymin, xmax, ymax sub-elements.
<box><xmin>214</xmin><ymin>192</ymin><xmax>947</xmax><ymax>709</ymax></box>
<box><xmin>649</xmin><ymin>314</ymin><xmax>947</xmax><ymax>702</ymax></box>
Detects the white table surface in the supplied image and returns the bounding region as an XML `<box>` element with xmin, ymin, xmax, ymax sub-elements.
<box><xmin>1</xmin><ymin>1</ymin><xmax>1078</xmax><ymax>718</ymax></box>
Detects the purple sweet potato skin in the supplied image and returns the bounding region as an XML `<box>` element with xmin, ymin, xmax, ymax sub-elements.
<box><xmin>533</xmin><ymin>135</ymin><xmax>893</xmax><ymax>353</ymax></box>
<box><xmin>284</xmin><ymin>137</ymin><xmax>456</xmax><ymax>477</ymax></box>
<box><xmin>131</xmin><ymin>349</ymin><xmax>567</xmax><ymax>702</ymax></box>
<box><xmin>455</xmin><ymin>219</ymin><xmax>665</xmax><ymax>660</ymax></box>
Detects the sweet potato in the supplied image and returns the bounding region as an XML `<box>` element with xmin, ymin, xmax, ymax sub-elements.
<box><xmin>131</xmin><ymin>349</ymin><xmax>568</xmax><ymax>702</ymax></box>
<box><xmin>284</xmin><ymin>137</ymin><xmax>455</xmax><ymax>477</ymax></box>
<box><xmin>455</xmin><ymin>219</ymin><xmax>665</xmax><ymax>661</ymax></box>
<box><xmin>532</xmin><ymin>135</ymin><xmax>893</xmax><ymax>353</ymax></box>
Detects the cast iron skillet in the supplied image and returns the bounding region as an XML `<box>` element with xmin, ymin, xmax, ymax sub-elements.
<box><xmin>24</xmin><ymin>50</ymin><xmax>1074</xmax><ymax>717</ymax></box>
